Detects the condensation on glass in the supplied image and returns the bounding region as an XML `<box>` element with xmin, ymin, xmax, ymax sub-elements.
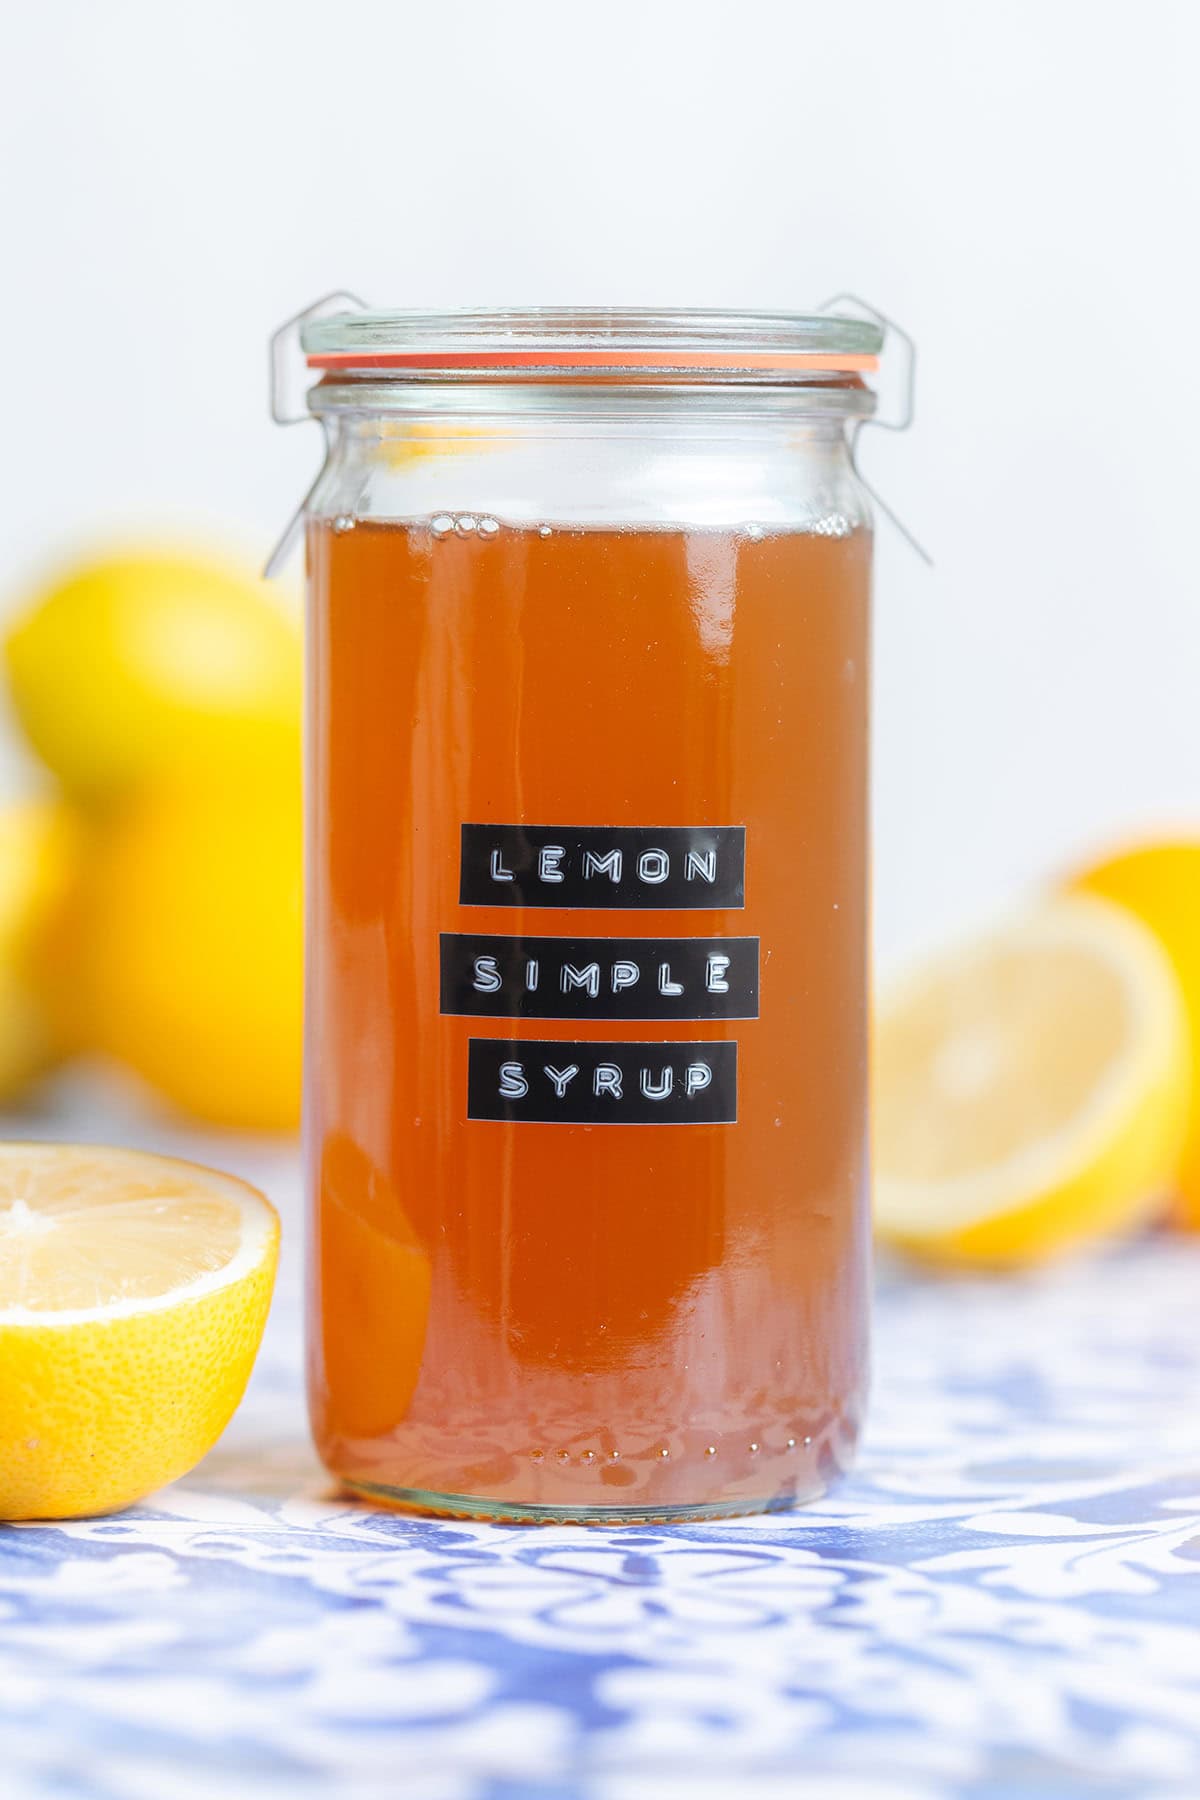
<box><xmin>290</xmin><ymin>307</ymin><xmax>882</xmax><ymax>1522</ymax></box>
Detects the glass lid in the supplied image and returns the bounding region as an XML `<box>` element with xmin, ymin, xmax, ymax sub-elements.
<box><xmin>301</xmin><ymin>306</ymin><xmax>883</xmax><ymax>378</ymax></box>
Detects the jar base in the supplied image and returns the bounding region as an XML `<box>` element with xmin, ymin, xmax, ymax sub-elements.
<box><xmin>341</xmin><ymin>1477</ymin><xmax>831</xmax><ymax>1526</ymax></box>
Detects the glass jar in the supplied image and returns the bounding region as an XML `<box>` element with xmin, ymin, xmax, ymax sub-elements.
<box><xmin>293</xmin><ymin>307</ymin><xmax>880</xmax><ymax>1523</ymax></box>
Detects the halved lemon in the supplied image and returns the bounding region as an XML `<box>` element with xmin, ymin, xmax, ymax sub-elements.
<box><xmin>0</xmin><ymin>1143</ymin><xmax>278</xmax><ymax>1519</ymax></box>
<box><xmin>1068</xmin><ymin>840</ymin><xmax>1200</xmax><ymax>1227</ymax></box>
<box><xmin>874</xmin><ymin>895</ymin><xmax>1190</xmax><ymax>1264</ymax></box>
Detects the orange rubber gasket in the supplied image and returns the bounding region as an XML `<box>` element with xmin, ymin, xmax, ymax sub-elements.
<box><xmin>306</xmin><ymin>349</ymin><xmax>879</xmax><ymax>373</ymax></box>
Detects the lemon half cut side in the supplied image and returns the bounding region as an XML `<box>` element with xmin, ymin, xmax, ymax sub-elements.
<box><xmin>1069</xmin><ymin>839</ymin><xmax>1200</xmax><ymax>1227</ymax></box>
<box><xmin>0</xmin><ymin>1143</ymin><xmax>279</xmax><ymax>1519</ymax></box>
<box><xmin>874</xmin><ymin>895</ymin><xmax>1190</xmax><ymax>1264</ymax></box>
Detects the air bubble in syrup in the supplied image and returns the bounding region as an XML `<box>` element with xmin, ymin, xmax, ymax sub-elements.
<box><xmin>333</xmin><ymin>515</ymin><xmax>355</xmax><ymax>535</ymax></box>
<box><xmin>431</xmin><ymin>514</ymin><xmax>455</xmax><ymax>538</ymax></box>
<box><xmin>538</xmin><ymin>524</ymin><xmax>553</xmax><ymax>538</ymax></box>
<box><xmin>478</xmin><ymin>516</ymin><xmax>500</xmax><ymax>537</ymax></box>
<box><xmin>744</xmin><ymin>522</ymin><xmax>765</xmax><ymax>540</ymax></box>
<box><xmin>455</xmin><ymin>515</ymin><xmax>478</xmax><ymax>536</ymax></box>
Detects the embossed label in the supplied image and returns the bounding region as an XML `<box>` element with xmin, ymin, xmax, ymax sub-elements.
<box><xmin>441</xmin><ymin>934</ymin><xmax>759</xmax><ymax>1022</ymax></box>
<box><xmin>467</xmin><ymin>1039</ymin><xmax>738</xmax><ymax>1124</ymax></box>
<box><xmin>459</xmin><ymin>824</ymin><xmax>745</xmax><ymax>910</ymax></box>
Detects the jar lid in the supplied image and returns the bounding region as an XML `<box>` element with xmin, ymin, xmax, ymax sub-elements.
<box><xmin>301</xmin><ymin>306</ymin><xmax>881</xmax><ymax>377</ymax></box>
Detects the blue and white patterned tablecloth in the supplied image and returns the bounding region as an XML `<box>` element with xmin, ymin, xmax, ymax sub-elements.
<box><xmin>2</xmin><ymin>1081</ymin><xmax>1200</xmax><ymax>1800</ymax></box>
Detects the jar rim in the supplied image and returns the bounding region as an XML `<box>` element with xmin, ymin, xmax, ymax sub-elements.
<box><xmin>300</xmin><ymin>305</ymin><xmax>882</xmax><ymax>378</ymax></box>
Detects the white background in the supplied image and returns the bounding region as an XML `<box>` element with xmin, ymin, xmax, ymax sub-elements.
<box><xmin>3</xmin><ymin>0</ymin><xmax>1197</xmax><ymax>970</ymax></box>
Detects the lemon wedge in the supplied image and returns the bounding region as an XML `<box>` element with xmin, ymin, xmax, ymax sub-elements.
<box><xmin>0</xmin><ymin>1143</ymin><xmax>278</xmax><ymax>1519</ymax></box>
<box><xmin>874</xmin><ymin>895</ymin><xmax>1190</xmax><ymax>1264</ymax></box>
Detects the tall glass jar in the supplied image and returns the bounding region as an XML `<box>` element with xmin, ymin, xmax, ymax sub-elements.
<box><xmin>295</xmin><ymin>308</ymin><xmax>879</xmax><ymax>1522</ymax></box>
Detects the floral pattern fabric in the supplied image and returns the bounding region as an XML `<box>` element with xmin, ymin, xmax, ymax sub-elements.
<box><xmin>2</xmin><ymin>1125</ymin><xmax>1199</xmax><ymax>1800</ymax></box>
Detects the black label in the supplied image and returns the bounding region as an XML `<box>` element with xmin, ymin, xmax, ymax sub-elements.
<box><xmin>467</xmin><ymin>1039</ymin><xmax>738</xmax><ymax>1124</ymax></box>
<box><xmin>442</xmin><ymin>934</ymin><xmax>759</xmax><ymax>1021</ymax></box>
<box><xmin>459</xmin><ymin>824</ymin><xmax>745</xmax><ymax>910</ymax></box>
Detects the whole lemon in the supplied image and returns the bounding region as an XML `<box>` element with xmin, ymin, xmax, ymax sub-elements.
<box><xmin>74</xmin><ymin>746</ymin><xmax>302</xmax><ymax>1131</ymax></box>
<box><xmin>4</xmin><ymin>550</ymin><xmax>300</xmax><ymax>804</ymax></box>
<box><xmin>0</xmin><ymin>800</ymin><xmax>81</xmax><ymax>1096</ymax></box>
<box><xmin>1069</xmin><ymin>842</ymin><xmax>1200</xmax><ymax>1227</ymax></box>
